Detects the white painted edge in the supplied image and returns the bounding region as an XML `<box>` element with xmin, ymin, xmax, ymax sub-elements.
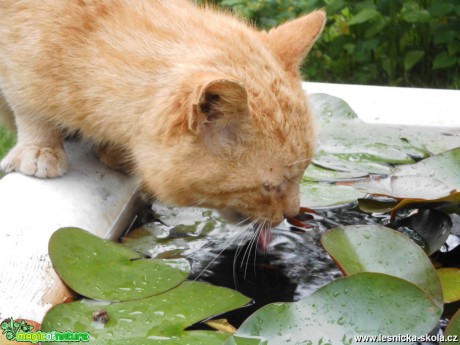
<box><xmin>303</xmin><ymin>82</ymin><xmax>460</xmax><ymax>128</ymax></box>
<box><xmin>0</xmin><ymin>140</ymin><xmax>140</xmax><ymax>322</ymax></box>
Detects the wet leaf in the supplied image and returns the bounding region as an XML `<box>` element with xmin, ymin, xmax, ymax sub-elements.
<box><xmin>313</xmin><ymin>151</ymin><xmax>393</xmax><ymax>175</ymax></box>
<box><xmin>300</xmin><ymin>181</ymin><xmax>365</xmax><ymax>208</ymax></box>
<box><xmin>303</xmin><ymin>163</ymin><xmax>368</xmax><ymax>182</ymax></box>
<box><xmin>42</xmin><ymin>281</ymin><xmax>250</xmax><ymax>345</ymax></box>
<box><xmin>395</xmin><ymin>209</ymin><xmax>452</xmax><ymax>255</ymax></box>
<box><xmin>49</xmin><ymin>227</ymin><xmax>190</xmax><ymax>301</ymax></box>
<box><xmin>358</xmin><ymin>197</ymin><xmax>397</xmax><ymax>213</ymax></box>
<box><xmin>444</xmin><ymin>308</ymin><xmax>460</xmax><ymax>341</ymax></box>
<box><xmin>354</xmin><ymin>175</ymin><xmax>454</xmax><ymax>200</ymax></box>
<box><xmin>309</xmin><ymin>94</ymin><xmax>459</xmax><ymax>173</ymax></box>
<box><xmin>354</xmin><ymin>148</ymin><xmax>460</xmax><ymax>212</ymax></box>
<box><xmin>234</xmin><ymin>273</ymin><xmax>441</xmax><ymax>344</ymax></box>
<box><xmin>321</xmin><ymin>225</ymin><xmax>443</xmax><ymax>309</ymax></box>
<box><xmin>393</xmin><ymin>147</ymin><xmax>460</xmax><ymax>189</ymax></box>
<box><xmin>206</xmin><ymin>319</ymin><xmax>237</xmax><ymax>334</ymax></box>
<box><xmin>437</xmin><ymin>268</ymin><xmax>460</xmax><ymax>303</ymax></box>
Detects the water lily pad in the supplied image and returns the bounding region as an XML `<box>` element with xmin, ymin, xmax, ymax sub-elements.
<box><xmin>310</xmin><ymin>94</ymin><xmax>459</xmax><ymax>164</ymax></box>
<box><xmin>313</xmin><ymin>151</ymin><xmax>393</xmax><ymax>175</ymax></box>
<box><xmin>354</xmin><ymin>175</ymin><xmax>454</xmax><ymax>200</ymax></box>
<box><xmin>300</xmin><ymin>181</ymin><xmax>366</xmax><ymax>208</ymax></box>
<box><xmin>395</xmin><ymin>209</ymin><xmax>452</xmax><ymax>255</ymax></box>
<box><xmin>437</xmin><ymin>268</ymin><xmax>460</xmax><ymax>303</ymax></box>
<box><xmin>303</xmin><ymin>163</ymin><xmax>368</xmax><ymax>182</ymax></box>
<box><xmin>42</xmin><ymin>281</ymin><xmax>250</xmax><ymax>345</ymax></box>
<box><xmin>358</xmin><ymin>197</ymin><xmax>398</xmax><ymax>213</ymax></box>
<box><xmin>49</xmin><ymin>227</ymin><xmax>190</xmax><ymax>301</ymax></box>
<box><xmin>354</xmin><ymin>148</ymin><xmax>460</xmax><ymax>212</ymax></box>
<box><xmin>234</xmin><ymin>272</ymin><xmax>442</xmax><ymax>344</ymax></box>
<box><xmin>321</xmin><ymin>225</ymin><xmax>443</xmax><ymax>308</ymax></box>
<box><xmin>444</xmin><ymin>308</ymin><xmax>460</xmax><ymax>341</ymax></box>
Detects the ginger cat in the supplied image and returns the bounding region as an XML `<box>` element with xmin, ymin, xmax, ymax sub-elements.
<box><xmin>0</xmin><ymin>0</ymin><xmax>325</xmax><ymax>229</ymax></box>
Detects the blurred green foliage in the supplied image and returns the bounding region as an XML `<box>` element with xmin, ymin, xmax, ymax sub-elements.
<box><xmin>198</xmin><ymin>0</ymin><xmax>460</xmax><ymax>88</ymax></box>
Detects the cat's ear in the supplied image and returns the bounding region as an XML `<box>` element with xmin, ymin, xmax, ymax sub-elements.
<box><xmin>260</xmin><ymin>10</ymin><xmax>326</xmax><ymax>76</ymax></box>
<box><xmin>190</xmin><ymin>78</ymin><xmax>252</xmax><ymax>153</ymax></box>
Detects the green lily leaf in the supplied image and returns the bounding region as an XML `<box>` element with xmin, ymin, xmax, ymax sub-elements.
<box><xmin>313</xmin><ymin>151</ymin><xmax>393</xmax><ymax>175</ymax></box>
<box><xmin>300</xmin><ymin>181</ymin><xmax>366</xmax><ymax>208</ymax></box>
<box><xmin>303</xmin><ymin>163</ymin><xmax>368</xmax><ymax>182</ymax></box>
<box><xmin>309</xmin><ymin>94</ymin><xmax>459</xmax><ymax>174</ymax></box>
<box><xmin>49</xmin><ymin>227</ymin><xmax>190</xmax><ymax>301</ymax></box>
<box><xmin>321</xmin><ymin>225</ymin><xmax>443</xmax><ymax>309</ymax></box>
<box><xmin>42</xmin><ymin>281</ymin><xmax>250</xmax><ymax>345</ymax></box>
<box><xmin>396</xmin><ymin>209</ymin><xmax>452</xmax><ymax>255</ymax></box>
<box><xmin>354</xmin><ymin>148</ymin><xmax>460</xmax><ymax>212</ymax></box>
<box><xmin>358</xmin><ymin>197</ymin><xmax>398</xmax><ymax>213</ymax></box>
<box><xmin>437</xmin><ymin>268</ymin><xmax>460</xmax><ymax>303</ymax></box>
<box><xmin>234</xmin><ymin>272</ymin><xmax>442</xmax><ymax>344</ymax></box>
<box><xmin>444</xmin><ymin>308</ymin><xmax>460</xmax><ymax>341</ymax></box>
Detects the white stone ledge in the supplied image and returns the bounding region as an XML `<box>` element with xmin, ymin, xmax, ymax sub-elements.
<box><xmin>303</xmin><ymin>82</ymin><xmax>460</xmax><ymax>128</ymax></box>
<box><xmin>0</xmin><ymin>141</ymin><xmax>140</xmax><ymax>322</ymax></box>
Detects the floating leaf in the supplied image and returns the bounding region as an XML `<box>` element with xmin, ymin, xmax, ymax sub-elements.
<box><xmin>358</xmin><ymin>197</ymin><xmax>397</xmax><ymax>213</ymax></box>
<box><xmin>49</xmin><ymin>227</ymin><xmax>190</xmax><ymax>301</ymax></box>
<box><xmin>309</xmin><ymin>94</ymin><xmax>459</xmax><ymax>169</ymax></box>
<box><xmin>394</xmin><ymin>147</ymin><xmax>460</xmax><ymax>188</ymax></box>
<box><xmin>234</xmin><ymin>273</ymin><xmax>441</xmax><ymax>344</ymax></box>
<box><xmin>354</xmin><ymin>148</ymin><xmax>460</xmax><ymax>212</ymax></box>
<box><xmin>313</xmin><ymin>151</ymin><xmax>393</xmax><ymax>175</ymax></box>
<box><xmin>206</xmin><ymin>319</ymin><xmax>237</xmax><ymax>334</ymax></box>
<box><xmin>444</xmin><ymin>308</ymin><xmax>460</xmax><ymax>341</ymax></box>
<box><xmin>303</xmin><ymin>163</ymin><xmax>368</xmax><ymax>182</ymax></box>
<box><xmin>42</xmin><ymin>281</ymin><xmax>250</xmax><ymax>345</ymax></box>
<box><xmin>300</xmin><ymin>181</ymin><xmax>365</xmax><ymax>208</ymax></box>
<box><xmin>437</xmin><ymin>268</ymin><xmax>460</xmax><ymax>303</ymax></box>
<box><xmin>354</xmin><ymin>175</ymin><xmax>453</xmax><ymax>199</ymax></box>
<box><xmin>321</xmin><ymin>225</ymin><xmax>443</xmax><ymax>309</ymax></box>
<box><xmin>396</xmin><ymin>209</ymin><xmax>452</xmax><ymax>255</ymax></box>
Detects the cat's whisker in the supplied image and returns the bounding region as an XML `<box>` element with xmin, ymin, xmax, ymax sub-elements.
<box><xmin>243</xmin><ymin>221</ymin><xmax>262</xmax><ymax>279</ymax></box>
<box><xmin>191</xmin><ymin>214</ymin><xmax>254</xmax><ymax>283</ymax></box>
<box><xmin>192</xmin><ymin>225</ymin><xmax>247</xmax><ymax>282</ymax></box>
<box><xmin>186</xmin><ymin>216</ymin><xmax>250</xmax><ymax>257</ymax></box>
<box><xmin>233</xmin><ymin>220</ymin><xmax>255</xmax><ymax>288</ymax></box>
<box><xmin>240</xmin><ymin>222</ymin><xmax>258</xmax><ymax>271</ymax></box>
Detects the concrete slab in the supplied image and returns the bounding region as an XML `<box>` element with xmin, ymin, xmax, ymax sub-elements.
<box><xmin>0</xmin><ymin>141</ymin><xmax>140</xmax><ymax>321</ymax></box>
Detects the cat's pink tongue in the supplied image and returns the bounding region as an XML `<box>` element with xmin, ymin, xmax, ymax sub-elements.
<box><xmin>257</xmin><ymin>227</ymin><xmax>273</xmax><ymax>253</ymax></box>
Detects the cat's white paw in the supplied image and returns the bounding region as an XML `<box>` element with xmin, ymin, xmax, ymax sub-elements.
<box><xmin>0</xmin><ymin>144</ymin><xmax>68</xmax><ymax>178</ymax></box>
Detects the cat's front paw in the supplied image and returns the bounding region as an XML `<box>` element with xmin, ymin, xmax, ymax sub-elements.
<box><xmin>1</xmin><ymin>144</ymin><xmax>68</xmax><ymax>178</ymax></box>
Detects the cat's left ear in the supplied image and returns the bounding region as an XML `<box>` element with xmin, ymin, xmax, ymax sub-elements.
<box><xmin>260</xmin><ymin>10</ymin><xmax>326</xmax><ymax>76</ymax></box>
<box><xmin>190</xmin><ymin>78</ymin><xmax>252</xmax><ymax>153</ymax></box>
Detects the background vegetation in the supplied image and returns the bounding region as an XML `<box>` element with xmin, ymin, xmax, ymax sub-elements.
<box><xmin>199</xmin><ymin>0</ymin><xmax>460</xmax><ymax>89</ymax></box>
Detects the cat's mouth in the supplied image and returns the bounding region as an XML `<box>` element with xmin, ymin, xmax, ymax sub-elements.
<box><xmin>219</xmin><ymin>208</ymin><xmax>278</xmax><ymax>253</ymax></box>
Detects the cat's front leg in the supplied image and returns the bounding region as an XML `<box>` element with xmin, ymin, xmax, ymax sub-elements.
<box><xmin>0</xmin><ymin>113</ymin><xmax>68</xmax><ymax>178</ymax></box>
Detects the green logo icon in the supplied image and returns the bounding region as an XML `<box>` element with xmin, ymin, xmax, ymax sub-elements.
<box><xmin>1</xmin><ymin>318</ymin><xmax>34</xmax><ymax>341</ymax></box>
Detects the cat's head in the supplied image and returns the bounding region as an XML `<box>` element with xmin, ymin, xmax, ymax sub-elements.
<box><xmin>137</xmin><ymin>10</ymin><xmax>326</xmax><ymax>226</ymax></box>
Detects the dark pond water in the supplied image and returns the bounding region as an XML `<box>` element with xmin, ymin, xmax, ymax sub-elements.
<box><xmin>122</xmin><ymin>201</ymin><xmax>459</xmax><ymax>344</ymax></box>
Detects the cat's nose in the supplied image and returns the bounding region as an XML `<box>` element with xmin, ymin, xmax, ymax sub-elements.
<box><xmin>283</xmin><ymin>208</ymin><xmax>299</xmax><ymax>218</ymax></box>
<box><xmin>283</xmin><ymin>195</ymin><xmax>300</xmax><ymax>218</ymax></box>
